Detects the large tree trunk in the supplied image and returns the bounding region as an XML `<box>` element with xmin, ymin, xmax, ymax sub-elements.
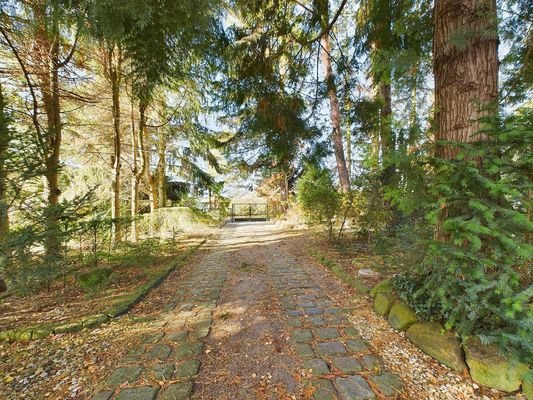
<box><xmin>321</xmin><ymin>33</ymin><xmax>350</xmax><ymax>193</ymax></box>
<box><xmin>107</xmin><ymin>44</ymin><xmax>122</xmax><ymax>243</ymax></box>
<box><xmin>434</xmin><ymin>0</ymin><xmax>498</xmax><ymax>238</ymax></box>
<box><xmin>434</xmin><ymin>0</ymin><xmax>498</xmax><ymax>159</ymax></box>
<box><xmin>0</xmin><ymin>84</ymin><xmax>9</xmax><ymax>238</ymax></box>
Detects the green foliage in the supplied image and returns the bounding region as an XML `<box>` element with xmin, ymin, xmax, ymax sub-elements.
<box><xmin>77</xmin><ymin>267</ymin><xmax>113</xmax><ymax>295</ymax></box>
<box><xmin>0</xmin><ymin>191</ymin><xmax>97</xmax><ymax>295</ymax></box>
<box><xmin>297</xmin><ymin>164</ymin><xmax>340</xmax><ymax>240</ymax></box>
<box><xmin>393</xmin><ymin>111</ymin><xmax>533</xmax><ymax>364</ymax></box>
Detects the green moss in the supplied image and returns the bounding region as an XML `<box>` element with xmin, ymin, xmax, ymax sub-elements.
<box><xmin>406</xmin><ymin>322</ymin><xmax>466</xmax><ymax>372</ymax></box>
<box><xmin>374</xmin><ymin>292</ymin><xmax>396</xmax><ymax>317</ymax></box>
<box><xmin>82</xmin><ymin>314</ymin><xmax>109</xmax><ymax>329</ymax></box>
<box><xmin>523</xmin><ymin>378</ymin><xmax>533</xmax><ymax>400</ymax></box>
<box><xmin>77</xmin><ymin>267</ymin><xmax>113</xmax><ymax>294</ymax></box>
<box><xmin>0</xmin><ymin>329</ymin><xmax>32</xmax><ymax>341</ymax></box>
<box><xmin>465</xmin><ymin>338</ymin><xmax>529</xmax><ymax>392</ymax></box>
<box><xmin>54</xmin><ymin>321</ymin><xmax>84</xmax><ymax>334</ymax></box>
<box><xmin>31</xmin><ymin>329</ymin><xmax>52</xmax><ymax>339</ymax></box>
<box><xmin>388</xmin><ymin>302</ymin><xmax>417</xmax><ymax>331</ymax></box>
<box><xmin>370</xmin><ymin>279</ymin><xmax>393</xmax><ymax>298</ymax></box>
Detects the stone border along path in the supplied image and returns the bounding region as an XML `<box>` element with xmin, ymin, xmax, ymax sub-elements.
<box><xmin>270</xmin><ymin>253</ymin><xmax>405</xmax><ymax>399</ymax></box>
<box><xmin>92</xmin><ymin>224</ymin><xmax>405</xmax><ymax>400</ymax></box>
<box><xmin>91</xmin><ymin>247</ymin><xmax>228</xmax><ymax>400</ymax></box>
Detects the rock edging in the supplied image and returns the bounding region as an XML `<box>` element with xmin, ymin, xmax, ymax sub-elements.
<box><xmin>370</xmin><ymin>278</ymin><xmax>532</xmax><ymax>398</ymax></box>
<box><xmin>0</xmin><ymin>240</ymin><xmax>206</xmax><ymax>342</ymax></box>
<box><xmin>312</xmin><ymin>253</ymin><xmax>370</xmax><ymax>294</ymax></box>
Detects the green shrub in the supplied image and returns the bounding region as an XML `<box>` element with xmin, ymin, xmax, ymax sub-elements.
<box><xmin>77</xmin><ymin>267</ymin><xmax>113</xmax><ymax>294</ymax></box>
<box><xmin>297</xmin><ymin>164</ymin><xmax>340</xmax><ymax>240</ymax></box>
<box><xmin>393</xmin><ymin>111</ymin><xmax>533</xmax><ymax>364</ymax></box>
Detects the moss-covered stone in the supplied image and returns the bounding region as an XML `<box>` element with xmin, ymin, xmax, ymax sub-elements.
<box><xmin>373</xmin><ymin>292</ymin><xmax>396</xmax><ymax>317</ymax></box>
<box><xmin>370</xmin><ymin>279</ymin><xmax>393</xmax><ymax>298</ymax></box>
<box><xmin>464</xmin><ymin>339</ymin><xmax>529</xmax><ymax>392</ymax></box>
<box><xmin>107</xmin><ymin>301</ymin><xmax>134</xmax><ymax>318</ymax></box>
<box><xmin>82</xmin><ymin>314</ymin><xmax>109</xmax><ymax>329</ymax></box>
<box><xmin>522</xmin><ymin>378</ymin><xmax>533</xmax><ymax>400</ymax></box>
<box><xmin>406</xmin><ymin>322</ymin><xmax>466</xmax><ymax>372</ymax></box>
<box><xmin>388</xmin><ymin>302</ymin><xmax>417</xmax><ymax>331</ymax></box>
<box><xmin>54</xmin><ymin>321</ymin><xmax>84</xmax><ymax>334</ymax></box>
<box><xmin>3</xmin><ymin>329</ymin><xmax>33</xmax><ymax>341</ymax></box>
<box><xmin>31</xmin><ymin>329</ymin><xmax>52</xmax><ymax>339</ymax></box>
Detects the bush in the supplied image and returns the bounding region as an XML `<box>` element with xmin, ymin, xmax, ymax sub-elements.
<box><xmin>77</xmin><ymin>267</ymin><xmax>113</xmax><ymax>294</ymax></box>
<box><xmin>297</xmin><ymin>164</ymin><xmax>340</xmax><ymax>240</ymax></box>
<box><xmin>393</xmin><ymin>111</ymin><xmax>533</xmax><ymax>364</ymax></box>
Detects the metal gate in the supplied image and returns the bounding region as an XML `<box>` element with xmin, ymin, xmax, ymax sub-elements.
<box><xmin>230</xmin><ymin>203</ymin><xmax>269</xmax><ymax>222</ymax></box>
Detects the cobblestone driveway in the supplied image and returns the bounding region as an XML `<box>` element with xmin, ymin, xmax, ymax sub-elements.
<box><xmin>91</xmin><ymin>222</ymin><xmax>408</xmax><ymax>400</ymax></box>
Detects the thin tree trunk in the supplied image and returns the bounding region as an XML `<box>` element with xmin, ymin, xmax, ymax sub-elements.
<box><xmin>408</xmin><ymin>79</ymin><xmax>419</xmax><ymax>151</ymax></box>
<box><xmin>379</xmin><ymin>81</ymin><xmax>395</xmax><ymax>186</ymax></box>
<box><xmin>434</xmin><ymin>0</ymin><xmax>498</xmax><ymax>238</ymax></box>
<box><xmin>345</xmin><ymin>119</ymin><xmax>352</xmax><ymax>182</ymax></box>
<box><xmin>371</xmin><ymin>127</ymin><xmax>380</xmax><ymax>172</ymax></box>
<box><xmin>434</xmin><ymin>0</ymin><xmax>498</xmax><ymax>159</ymax></box>
<box><xmin>145</xmin><ymin>119</ymin><xmax>159</xmax><ymax>214</ymax></box>
<box><xmin>130</xmin><ymin>97</ymin><xmax>139</xmax><ymax>242</ymax></box>
<box><xmin>132</xmin><ymin>100</ymin><xmax>149</xmax><ymax>237</ymax></box>
<box><xmin>156</xmin><ymin>131</ymin><xmax>167</xmax><ymax>208</ymax></box>
<box><xmin>0</xmin><ymin>83</ymin><xmax>9</xmax><ymax>237</ymax></box>
<box><xmin>108</xmin><ymin>44</ymin><xmax>122</xmax><ymax>243</ymax></box>
<box><xmin>321</xmin><ymin>33</ymin><xmax>350</xmax><ymax>192</ymax></box>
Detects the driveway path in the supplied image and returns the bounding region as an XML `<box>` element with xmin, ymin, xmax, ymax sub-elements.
<box><xmin>89</xmin><ymin>222</ymin><xmax>480</xmax><ymax>400</ymax></box>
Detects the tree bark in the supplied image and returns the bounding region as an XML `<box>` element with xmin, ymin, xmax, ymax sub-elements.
<box><xmin>130</xmin><ymin>97</ymin><xmax>139</xmax><ymax>242</ymax></box>
<box><xmin>107</xmin><ymin>44</ymin><xmax>123</xmax><ymax>243</ymax></box>
<box><xmin>379</xmin><ymin>81</ymin><xmax>395</xmax><ymax>186</ymax></box>
<box><xmin>148</xmin><ymin>174</ymin><xmax>158</xmax><ymax>212</ymax></box>
<box><xmin>39</xmin><ymin>27</ymin><xmax>62</xmax><ymax>259</ymax></box>
<box><xmin>434</xmin><ymin>0</ymin><xmax>498</xmax><ymax>159</ymax></box>
<box><xmin>0</xmin><ymin>83</ymin><xmax>9</xmax><ymax>238</ymax></box>
<box><xmin>131</xmin><ymin>99</ymin><xmax>149</xmax><ymax>239</ymax></box>
<box><xmin>156</xmin><ymin>130</ymin><xmax>167</xmax><ymax>208</ymax></box>
<box><xmin>320</xmin><ymin>33</ymin><xmax>350</xmax><ymax>193</ymax></box>
<box><xmin>434</xmin><ymin>0</ymin><xmax>498</xmax><ymax>239</ymax></box>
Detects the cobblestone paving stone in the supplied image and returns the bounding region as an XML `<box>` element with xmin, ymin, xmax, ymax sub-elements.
<box><xmin>93</xmin><ymin>223</ymin><xmax>405</xmax><ymax>399</ymax></box>
<box><xmin>90</xmin><ymin>238</ymin><xmax>228</xmax><ymax>400</ymax></box>
<box><xmin>268</xmin><ymin>248</ymin><xmax>405</xmax><ymax>399</ymax></box>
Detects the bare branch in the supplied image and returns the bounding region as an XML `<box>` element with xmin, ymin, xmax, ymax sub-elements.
<box><xmin>291</xmin><ymin>0</ymin><xmax>348</xmax><ymax>44</ymax></box>
<box><xmin>0</xmin><ymin>24</ymin><xmax>44</xmax><ymax>143</ymax></box>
